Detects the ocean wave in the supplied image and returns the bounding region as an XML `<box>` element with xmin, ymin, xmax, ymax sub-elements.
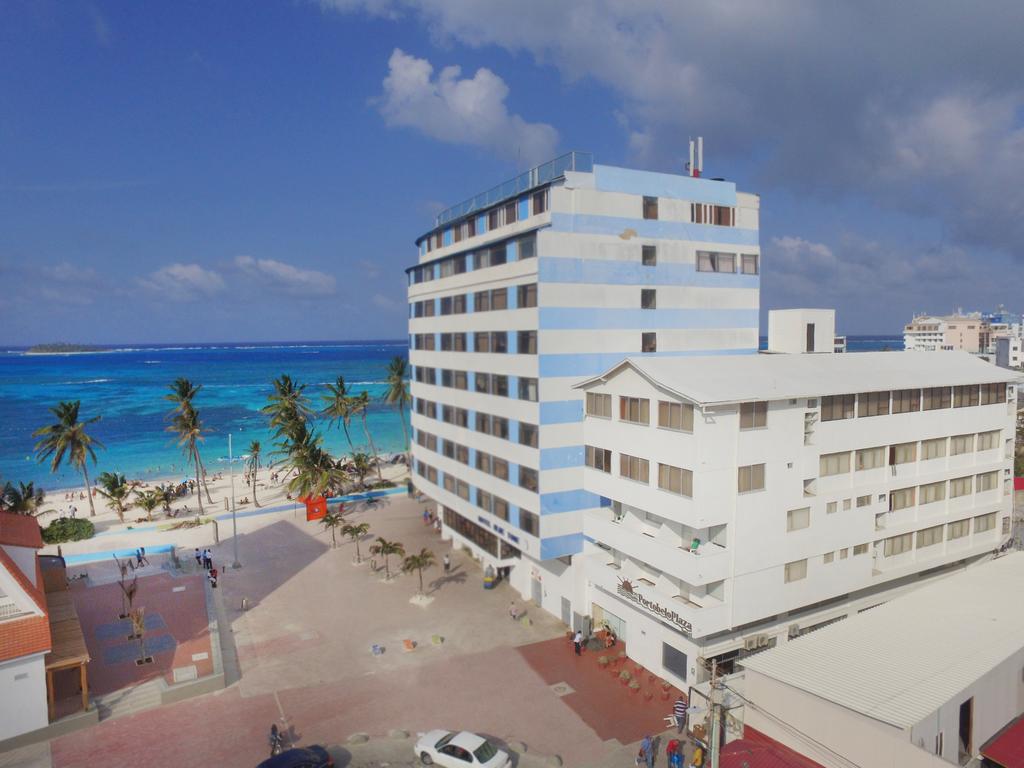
<box><xmin>58</xmin><ymin>378</ymin><xmax>114</xmax><ymax>385</ymax></box>
<box><xmin>144</xmin><ymin>360</ymin><xmax>161</xmax><ymax>364</ymax></box>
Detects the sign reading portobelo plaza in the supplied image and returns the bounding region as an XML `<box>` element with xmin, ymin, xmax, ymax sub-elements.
<box><xmin>616</xmin><ymin>578</ymin><xmax>693</xmax><ymax>636</ymax></box>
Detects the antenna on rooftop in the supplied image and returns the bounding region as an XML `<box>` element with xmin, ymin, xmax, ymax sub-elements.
<box><xmin>688</xmin><ymin>137</ymin><xmax>703</xmax><ymax>177</ymax></box>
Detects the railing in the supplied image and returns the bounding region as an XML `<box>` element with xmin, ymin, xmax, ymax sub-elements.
<box><xmin>435</xmin><ymin>151</ymin><xmax>594</xmax><ymax>227</ymax></box>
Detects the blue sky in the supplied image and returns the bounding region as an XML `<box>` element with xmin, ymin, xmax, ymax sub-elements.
<box><xmin>2</xmin><ymin>1</ymin><xmax>1023</xmax><ymax>344</ymax></box>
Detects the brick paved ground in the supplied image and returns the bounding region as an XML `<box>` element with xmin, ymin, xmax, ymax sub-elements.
<box><xmin>40</xmin><ymin>495</ymin><xmax>673</xmax><ymax>768</ymax></box>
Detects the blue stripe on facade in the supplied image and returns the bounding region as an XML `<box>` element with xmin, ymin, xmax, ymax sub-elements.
<box><xmin>508</xmin><ymin>420</ymin><xmax>520</xmax><ymax>444</ymax></box>
<box><xmin>539</xmin><ymin>399</ymin><xmax>583</xmax><ymax>425</ymax></box>
<box><xmin>550</xmin><ymin>213</ymin><xmax>759</xmax><ymax>246</ymax></box>
<box><xmin>540</xmin><ymin>445</ymin><xmax>583</xmax><ymax>470</ymax></box>
<box><xmin>592</xmin><ymin>165</ymin><xmax>738</xmax><ymax>206</ymax></box>
<box><xmin>540</xmin><ymin>533</ymin><xmax>585</xmax><ymax>559</ymax></box>
<box><xmin>538</xmin><ymin>257</ymin><xmax>760</xmax><ymax>288</ymax></box>
<box><xmin>508</xmin><ymin>463</ymin><xmax>519</xmax><ymax>488</ymax></box>
<box><xmin>539</xmin><ymin>347</ymin><xmax>755</xmax><ymax>378</ymax></box>
<box><xmin>540</xmin><ymin>488</ymin><xmax>602</xmax><ymax>515</ymax></box>
<box><xmin>518</xmin><ymin>196</ymin><xmax>529</xmax><ymax>222</ymax></box>
<box><xmin>539</xmin><ymin>307</ymin><xmax>758</xmax><ymax>331</ymax></box>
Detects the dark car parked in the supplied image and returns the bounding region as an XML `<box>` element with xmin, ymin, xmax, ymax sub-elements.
<box><xmin>256</xmin><ymin>745</ymin><xmax>333</xmax><ymax>768</ymax></box>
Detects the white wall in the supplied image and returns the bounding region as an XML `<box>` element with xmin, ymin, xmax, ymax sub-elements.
<box><xmin>768</xmin><ymin>309</ymin><xmax>835</xmax><ymax>354</ymax></box>
<box><xmin>0</xmin><ymin>654</ymin><xmax>48</xmax><ymax>741</ymax></box>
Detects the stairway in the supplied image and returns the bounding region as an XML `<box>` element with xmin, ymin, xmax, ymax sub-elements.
<box><xmin>93</xmin><ymin>678</ymin><xmax>163</xmax><ymax>721</ymax></box>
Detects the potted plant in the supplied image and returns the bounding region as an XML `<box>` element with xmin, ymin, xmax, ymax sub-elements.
<box><xmin>619</xmin><ymin>669</ymin><xmax>631</xmax><ymax>686</ymax></box>
<box><xmin>629</xmin><ymin>680</ymin><xmax>641</xmax><ymax>694</ymax></box>
<box><xmin>597</xmin><ymin>655</ymin><xmax>609</xmax><ymax>668</ymax></box>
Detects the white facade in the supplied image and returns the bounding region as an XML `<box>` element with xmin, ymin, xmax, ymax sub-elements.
<box><xmin>996</xmin><ymin>335</ymin><xmax>1023</xmax><ymax>369</ymax></box>
<box><xmin>767</xmin><ymin>308</ymin><xmax>835</xmax><ymax>354</ymax></box>
<box><xmin>407</xmin><ymin>153</ymin><xmax>761</xmax><ymax>627</ymax></box>
<box><xmin>740</xmin><ymin>553</ymin><xmax>1024</xmax><ymax>767</ymax></box>
<box><xmin>0</xmin><ymin>654</ymin><xmax>48</xmax><ymax>742</ymax></box>
<box><xmin>573</xmin><ymin>352</ymin><xmax>1015</xmax><ymax>687</ymax></box>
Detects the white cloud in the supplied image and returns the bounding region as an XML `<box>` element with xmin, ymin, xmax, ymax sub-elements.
<box><xmin>89</xmin><ymin>5</ymin><xmax>111</xmax><ymax>46</ymax></box>
<box><xmin>139</xmin><ymin>263</ymin><xmax>225</xmax><ymax>302</ymax></box>
<box><xmin>377</xmin><ymin>48</ymin><xmax>558</xmax><ymax>165</ymax></box>
<box><xmin>371</xmin><ymin>292</ymin><xmax>400</xmax><ymax>310</ymax></box>
<box><xmin>233</xmin><ymin>255</ymin><xmax>336</xmax><ymax>296</ymax></box>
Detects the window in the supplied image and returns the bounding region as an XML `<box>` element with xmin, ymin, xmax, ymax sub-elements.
<box><xmin>784</xmin><ymin>559</ymin><xmax>807</xmax><ymax>583</ymax></box>
<box><xmin>739</xmin><ymin>401</ymin><xmax>768</xmax><ymax>429</ymax></box>
<box><xmin>950</xmin><ymin>434</ymin><xmax>974</xmax><ymax>455</ymax></box>
<box><xmin>519</xmin><ymin>509</ymin><xmax>539</xmax><ymax>536</ymax></box>
<box><xmin>439</xmin><ymin>255</ymin><xmax>466</xmax><ymax>277</ymax></box>
<box><xmin>641</xmin><ymin>289</ymin><xmax>657</xmax><ymax>309</ymax></box>
<box><xmin>504</xmin><ymin>201</ymin><xmax>518</xmax><ymax>226</ymax></box>
<box><xmin>517</xmin><ymin>234</ymin><xmax>536</xmax><ymax>260</ymax></box>
<box><xmin>892</xmin><ymin>389</ymin><xmax>921</xmax><ymax>413</ymax></box>
<box><xmin>823</xmin><ymin>551</ymin><xmax>834</xmax><ymax>564</ymax></box>
<box><xmin>947</xmin><ymin>519</ymin><xmax>970</xmax><ymax>540</ymax></box>
<box><xmin>843</xmin><ymin>498</ymin><xmax>851</xmax><ymax>511</ymax></box>
<box><xmin>916</xmin><ymin>526</ymin><xmax>942</xmax><ymax>549</ymax></box>
<box><xmin>586</xmin><ymin>446</ymin><xmax>612</xmax><ymax>473</ymax></box>
<box><xmin>856</xmin><ymin>446</ymin><xmax>885</xmax><ymax>471</ymax></box>
<box><xmin>858</xmin><ymin>391</ymin><xmax>890</xmax><ymax>417</ymax></box>
<box><xmin>474</xmin><ymin>290</ymin><xmax>490</xmax><ymax>312</ymax></box>
<box><xmin>741</xmin><ymin>253</ymin><xmax>759</xmax><ymax>274</ymax></box>
<box><xmin>414</xmin><ymin>366</ymin><xmax>436</xmax><ymax>385</ymax></box>
<box><xmin>620</xmin><ymin>454</ymin><xmax>650</xmax><ymax>483</ymax></box>
<box><xmin>414</xmin><ymin>333</ymin><xmax>436</xmax><ymax>351</ymax></box>
<box><xmin>476</xmin><ymin>489</ymin><xmax>492</xmax><ymax>513</ymax></box>
<box><xmin>662</xmin><ymin>644</ymin><xmax>688</xmax><ymax>683</ymax></box>
<box><xmin>856</xmin><ymin>495</ymin><xmax>872</xmax><ymax>507</ymax></box>
<box><xmin>976</xmin><ymin>471</ymin><xmax>998</xmax><ymax>492</ymax></box>
<box><xmin>827</xmin><ymin>501</ymin><xmax>838</xmax><ymax>514</ymax></box>
<box><xmin>953</xmin><ymin>385</ymin><xmax>980</xmax><ymax>408</ymax></box>
<box><xmin>641</xmin><ymin>332</ymin><xmax>657</xmax><ymax>353</ymax></box>
<box><xmin>658</xmin><ymin>401</ymin><xmax>694</xmax><ymax>431</ymax></box>
<box><xmin>488</xmin><ymin>208</ymin><xmax>500</xmax><ymax>231</ymax></box>
<box><xmin>619</xmin><ymin>396</ymin><xmax>650</xmax><ymax>425</ymax></box>
<box><xmin>980</xmin><ymin>382</ymin><xmax>1006</xmax><ymax>405</ymax></box>
<box><xmin>889</xmin><ymin>487</ymin><xmax>916</xmax><ymax>511</ymax></box>
<box><xmin>839</xmin><ymin>548</ymin><xmax>848</xmax><ymax>559</ymax></box>
<box><xmin>586</xmin><ymin>392</ymin><xmax>612</xmax><ymax>418</ymax></box>
<box><xmin>696</xmin><ymin>251</ymin><xmax>736</xmax><ymax>273</ymax></box>
<box><xmin>532</xmin><ymin>190</ymin><xmax>547</xmax><ymax>215</ymax></box>
<box><xmin>442</xmin><ymin>405</ymin><xmax>468</xmax><ymax>427</ymax></box>
<box><xmin>819</xmin><ymin>451</ymin><xmax>851</xmax><ymax>477</ymax></box>
<box><xmin>889</xmin><ymin>442</ymin><xmax>917</xmax><ymax>465</ymax></box>
<box><xmin>853</xmin><ymin>543</ymin><xmax>868</xmax><ymax>556</ymax></box>
<box><xmin>920</xmin><ymin>481</ymin><xmax>946</xmax><ymax>505</ymax></box>
<box><xmin>658</xmin><ymin>464</ymin><xmax>693</xmax><ymax>497</ymax></box>
<box><xmin>977</xmin><ymin>430</ymin><xmax>999</xmax><ymax>451</ymax></box>
<box><xmin>516</xmin><ymin>283</ymin><xmax>537</xmax><ymax>308</ymax></box>
<box><xmin>517</xmin><ymin>331</ymin><xmax>537</xmax><ymax>354</ymax></box>
<box><xmin>414</xmin><ymin>299</ymin><xmax>436</xmax><ymax>317</ymax></box>
<box><xmin>492</xmin><ymin>496</ymin><xmax>509</xmax><ymax>521</ymax></box>
<box><xmin>974</xmin><ymin>512</ymin><xmax>996</xmax><ymax>533</ymax></box>
<box><xmin>642</xmin><ymin>245</ymin><xmax>657</xmax><ymax>266</ymax></box>
<box><xmin>921</xmin><ymin>437</ymin><xmax>947</xmax><ymax>460</ymax></box>
<box><xmin>440</xmin><ymin>332</ymin><xmax>467</xmax><ymax>352</ymax></box>
<box><xmin>519</xmin><ymin>467</ymin><xmax>539</xmax><ymax>492</ymax></box>
<box><xmin>643</xmin><ymin>196</ymin><xmax>659</xmax><ymax>220</ymax></box>
<box><xmin>950</xmin><ymin>476</ymin><xmax>973</xmax><ymax>498</ymax></box>
<box><xmin>821</xmin><ymin>394</ymin><xmax>855</xmax><ymax>421</ymax></box>
<box><xmin>441</xmin><ymin>369</ymin><xmax>468</xmax><ymax>390</ymax></box>
<box><xmin>884</xmin><ymin>533</ymin><xmax>913</xmax><ymax>556</ymax></box>
<box><xmin>492</xmin><ymin>457</ymin><xmax>509</xmax><ymax>481</ymax></box>
<box><xmin>519</xmin><ymin>422</ymin><xmax>538</xmax><ymax>448</ymax></box>
<box><xmin>923</xmin><ymin>387</ymin><xmax>951</xmax><ymax>410</ymax></box>
<box><xmin>518</xmin><ymin>377</ymin><xmax>538</xmax><ymax>402</ymax></box>
<box><xmin>738</xmin><ymin>464</ymin><xmax>765</xmax><ymax>493</ymax></box>
<box><xmin>786</xmin><ymin>507</ymin><xmax>810</xmax><ymax>532</ymax></box>
<box><xmin>440</xmin><ymin>294</ymin><xmax>466</xmax><ymax>315</ymax></box>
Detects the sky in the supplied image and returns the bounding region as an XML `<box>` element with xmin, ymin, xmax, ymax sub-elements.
<box><xmin>2</xmin><ymin>0</ymin><xmax>1023</xmax><ymax>344</ymax></box>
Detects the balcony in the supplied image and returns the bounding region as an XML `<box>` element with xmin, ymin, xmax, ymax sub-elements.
<box><xmin>586</xmin><ymin>558</ymin><xmax>730</xmax><ymax>639</ymax></box>
<box><xmin>584</xmin><ymin>513</ymin><xmax>729</xmax><ymax>585</ymax></box>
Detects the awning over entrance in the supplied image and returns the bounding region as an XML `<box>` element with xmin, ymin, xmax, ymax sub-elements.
<box><xmin>43</xmin><ymin>572</ymin><xmax>90</xmax><ymax>721</ymax></box>
<box><xmin>981</xmin><ymin>713</ymin><xmax>1024</xmax><ymax>768</ymax></box>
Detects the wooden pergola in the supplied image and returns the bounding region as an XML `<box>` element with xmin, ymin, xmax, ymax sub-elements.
<box><xmin>43</xmin><ymin>587</ymin><xmax>90</xmax><ymax>720</ymax></box>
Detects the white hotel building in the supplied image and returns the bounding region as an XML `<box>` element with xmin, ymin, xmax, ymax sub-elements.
<box><xmin>406</xmin><ymin>154</ymin><xmax>1015</xmax><ymax>690</ymax></box>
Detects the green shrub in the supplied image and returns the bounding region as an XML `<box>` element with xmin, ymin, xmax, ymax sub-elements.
<box><xmin>367</xmin><ymin>479</ymin><xmax>396</xmax><ymax>490</ymax></box>
<box><xmin>42</xmin><ymin>517</ymin><xmax>95</xmax><ymax>544</ymax></box>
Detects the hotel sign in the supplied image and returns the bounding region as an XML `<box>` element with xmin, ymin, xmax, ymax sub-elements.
<box><xmin>616</xmin><ymin>578</ymin><xmax>693</xmax><ymax>636</ymax></box>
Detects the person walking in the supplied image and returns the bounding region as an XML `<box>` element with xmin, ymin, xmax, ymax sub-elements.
<box><xmin>688</xmin><ymin>741</ymin><xmax>704</xmax><ymax>768</ymax></box>
<box><xmin>443</xmin><ymin>554</ymin><xmax>451</xmax><ymax>574</ymax></box>
<box><xmin>673</xmin><ymin>695</ymin><xmax>688</xmax><ymax>734</ymax></box>
<box><xmin>640</xmin><ymin>734</ymin><xmax>654</xmax><ymax>768</ymax></box>
<box><xmin>194</xmin><ymin>548</ymin><xmax>202</xmax><ymax>568</ymax></box>
<box><xmin>573</xmin><ymin>629</ymin><xmax>583</xmax><ymax>656</ymax></box>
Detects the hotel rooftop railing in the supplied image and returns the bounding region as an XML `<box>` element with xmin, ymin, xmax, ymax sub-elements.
<box><xmin>434</xmin><ymin>151</ymin><xmax>593</xmax><ymax>228</ymax></box>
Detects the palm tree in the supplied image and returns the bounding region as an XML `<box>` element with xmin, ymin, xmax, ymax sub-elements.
<box><xmin>353</xmin><ymin>391</ymin><xmax>383</xmax><ymax>483</ymax></box>
<box><xmin>33</xmin><ymin>400</ymin><xmax>104</xmax><ymax>517</ymax></box>
<box><xmin>286</xmin><ymin>428</ymin><xmax>346</xmax><ymax>499</ymax></box>
<box><xmin>321</xmin><ymin>508</ymin><xmax>344</xmax><ymax>548</ymax></box>
<box><xmin>383</xmin><ymin>356</ymin><xmax>412</xmax><ymax>468</ymax></box>
<box><xmin>262</xmin><ymin>375</ymin><xmax>313</xmax><ymax>438</ymax></box>
<box><xmin>246</xmin><ymin>440</ymin><xmax>262</xmax><ymax>507</ymax></box>
<box><xmin>134</xmin><ymin>489</ymin><xmax>161</xmax><ymax>522</ymax></box>
<box><xmin>154</xmin><ymin>483</ymin><xmax>175</xmax><ymax>514</ymax></box>
<box><xmin>341</xmin><ymin>521</ymin><xmax>370</xmax><ymax>562</ymax></box>
<box><xmin>369</xmin><ymin>537</ymin><xmax>405</xmax><ymax>579</ymax></box>
<box><xmin>348</xmin><ymin>451</ymin><xmax>372</xmax><ymax>490</ymax></box>
<box><xmin>321</xmin><ymin>376</ymin><xmax>357</xmax><ymax>455</ymax></box>
<box><xmin>165</xmin><ymin>378</ymin><xmax>214</xmax><ymax>507</ymax></box>
<box><xmin>401</xmin><ymin>548</ymin><xmax>436</xmax><ymax>594</ymax></box>
<box><xmin>0</xmin><ymin>481</ymin><xmax>46</xmax><ymax>516</ymax></box>
<box><xmin>96</xmin><ymin>471</ymin><xmax>132</xmax><ymax>523</ymax></box>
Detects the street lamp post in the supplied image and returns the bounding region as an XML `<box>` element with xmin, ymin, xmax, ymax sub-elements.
<box><xmin>229</xmin><ymin>433</ymin><xmax>241</xmax><ymax>569</ymax></box>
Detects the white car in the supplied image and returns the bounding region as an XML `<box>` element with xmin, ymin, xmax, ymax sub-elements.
<box><xmin>414</xmin><ymin>730</ymin><xmax>511</xmax><ymax>768</ymax></box>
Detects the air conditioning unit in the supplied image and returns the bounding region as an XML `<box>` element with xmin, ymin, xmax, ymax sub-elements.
<box><xmin>743</xmin><ymin>637</ymin><xmax>759</xmax><ymax>651</ymax></box>
<box><xmin>756</xmin><ymin>634</ymin><xmax>771</xmax><ymax>648</ymax></box>
<box><xmin>788</xmin><ymin>624</ymin><xmax>801</xmax><ymax>639</ymax></box>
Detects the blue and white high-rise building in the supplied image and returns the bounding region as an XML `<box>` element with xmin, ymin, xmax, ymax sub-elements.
<box><xmin>407</xmin><ymin>151</ymin><xmax>761</xmax><ymax>621</ymax></box>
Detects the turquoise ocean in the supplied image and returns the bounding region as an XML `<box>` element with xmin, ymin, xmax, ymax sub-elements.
<box><xmin>0</xmin><ymin>341</ymin><xmax>409</xmax><ymax>491</ymax></box>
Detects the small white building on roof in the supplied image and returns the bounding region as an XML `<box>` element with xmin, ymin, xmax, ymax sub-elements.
<box><xmin>739</xmin><ymin>552</ymin><xmax>1024</xmax><ymax>768</ymax></box>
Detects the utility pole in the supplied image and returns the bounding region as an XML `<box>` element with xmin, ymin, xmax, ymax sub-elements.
<box><xmin>229</xmin><ymin>433</ymin><xmax>241</xmax><ymax>569</ymax></box>
<box><xmin>709</xmin><ymin>659</ymin><xmax>721</xmax><ymax>768</ymax></box>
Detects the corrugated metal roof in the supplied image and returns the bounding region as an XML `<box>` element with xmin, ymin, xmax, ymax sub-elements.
<box><xmin>740</xmin><ymin>554</ymin><xmax>1024</xmax><ymax>729</ymax></box>
<box><xmin>574</xmin><ymin>350</ymin><xmax>1019</xmax><ymax>406</ymax></box>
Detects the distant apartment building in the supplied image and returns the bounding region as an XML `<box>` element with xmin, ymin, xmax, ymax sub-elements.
<box><xmin>904</xmin><ymin>306</ymin><xmax>1023</xmax><ymax>365</ymax></box>
<box><xmin>407</xmin><ymin>151</ymin><xmax>761</xmax><ymax>621</ymax></box>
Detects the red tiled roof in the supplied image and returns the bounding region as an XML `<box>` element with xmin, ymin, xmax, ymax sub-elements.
<box><xmin>721</xmin><ymin>727</ymin><xmax>826</xmax><ymax>768</ymax></box>
<box><xmin>0</xmin><ymin>512</ymin><xmax>44</xmax><ymax>549</ymax></box>
<box><xmin>0</xmin><ymin>548</ymin><xmax>51</xmax><ymax>662</ymax></box>
<box><xmin>982</xmin><ymin>713</ymin><xmax>1024</xmax><ymax>768</ymax></box>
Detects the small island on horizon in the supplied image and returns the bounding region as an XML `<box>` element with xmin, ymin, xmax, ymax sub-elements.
<box><xmin>26</xmin><ymin>342</ymin><xmax>108</xmax><ymax>355</ymax></box>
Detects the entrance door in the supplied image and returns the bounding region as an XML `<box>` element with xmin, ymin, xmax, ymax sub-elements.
<box><xmin>531</xmin><ymin>578</ymin><xmax>543</xmax><ymax>606</ymax></box>
<box><xmin>560</xmin><ymin>597</ymin><xmax>571</xmax><ymax>626</ymax></box>
<box><xmin>593</xmin><ymin>603</ymin><xmax>627</xmax><ymax>642</ymax></box>
<box><xmin>958</xmin><ymin>698</ymin><xmax>973</xmax><ymax>765</ymax></box>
